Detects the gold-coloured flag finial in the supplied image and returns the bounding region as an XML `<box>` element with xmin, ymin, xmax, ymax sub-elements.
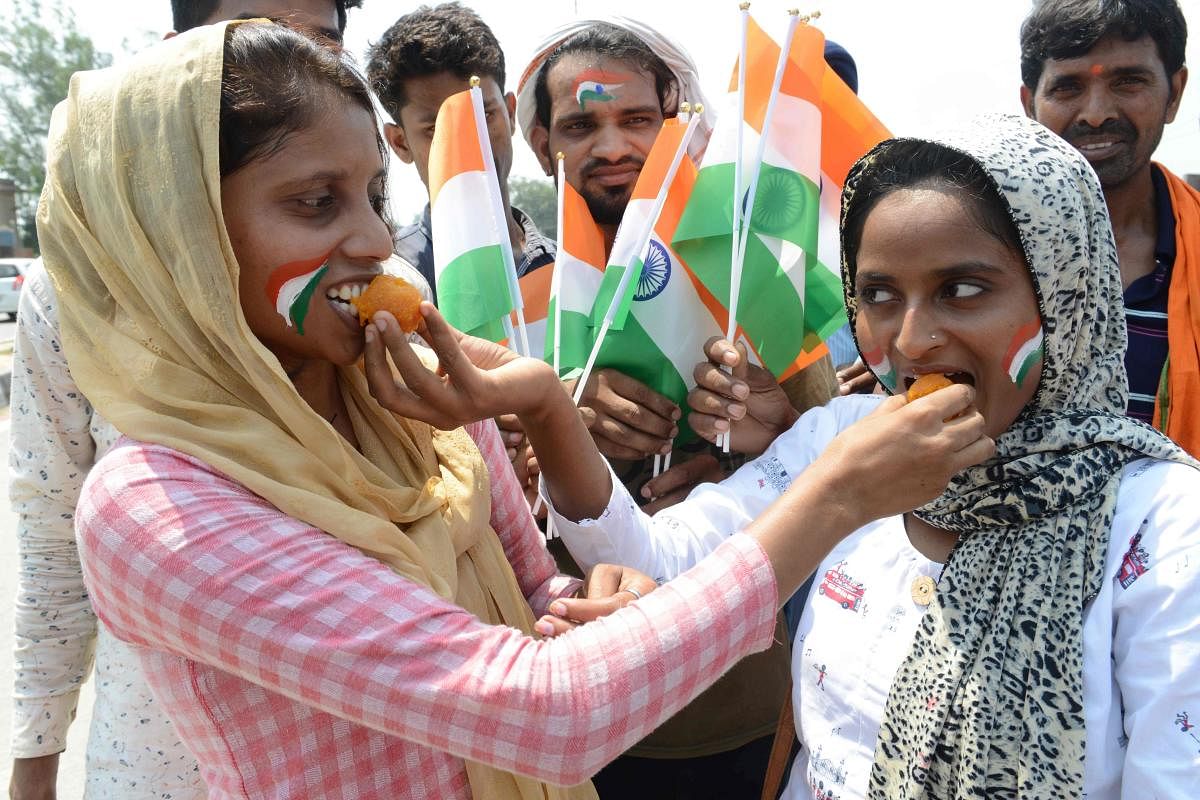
<box><xmin>810</xmin><ymin>10</ymin><xmax>822</xmax><ymax>20</ymax></box>
<box><xmin>788</xmin><ymin>8</ymin><xmax>800</xmax><ymax>15</ymax></box>
<box><xmin>693</xmin><ymin>103</ymin><xmax>704</xmax><ymax>115</ymax></box>
<box><xmin>468</xmin><ymin>75</ymin><xmax>481</xmax><ymax>88</ymax></box>
<box><xmin>556</xmin><ymin>151</ymin><xmax>565</xmax><ymax>161</ymax></box>
<box><xmin>738</xmin><ymin>2</ymin><xmax>750</xmax><ymax>10</ymax></box>
<box><xmin>680</xmin><ymin>101</ymin><xmax>692</xmax><ymax>114</ymax></box>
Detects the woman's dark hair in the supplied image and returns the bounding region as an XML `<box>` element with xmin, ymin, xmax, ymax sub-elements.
<box><xmin>219</xmin><ymin>22</ymin><xmax>384</xmax><ymax>178</ymax></box>
<box><xmin>1019</xmin><ymin>0</ymin><xmax>1187</xmax><ymax>91</ymax></box>
<box><xmin>841</xmin><ymin>139</ymin><xmax>1026</xmax><ymax>287</ymax></box>
<box><xmin>533</xmin><ymin>24</ymin><xmax>679</xmax><ymax>129</ymax></box>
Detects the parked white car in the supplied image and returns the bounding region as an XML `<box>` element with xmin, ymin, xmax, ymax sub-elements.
<box><xmin>0</xmin><ymin>257</ymin><xmax>32</xmax><ymax>320</ymax></box>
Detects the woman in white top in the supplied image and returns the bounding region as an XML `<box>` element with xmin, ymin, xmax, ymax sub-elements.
<box><xmin>548</xmin><ymin>113</ymin><xmax>1200</xmax><ymax>799</ymax></box>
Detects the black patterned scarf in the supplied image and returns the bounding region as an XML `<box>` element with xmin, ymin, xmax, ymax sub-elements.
<box><xmin>839</xmin><ymin>114</ymin><xmax>1197</xmax><ymax>799</ymax></box>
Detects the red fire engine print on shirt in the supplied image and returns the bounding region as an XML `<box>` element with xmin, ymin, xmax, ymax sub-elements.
<box><xmin>1117</xmin><ymin>530</ymin><xmax>1150</xmax><ymax>589</ymax></box>
<box><xmin>1176</xmin><ymin>712</ymin><xmax>1200</xmax><ymax>753</ymax></box>
<box><xmin>818</xmin><ymin>562</ymin><xmax>865</xmax><ymax>612</ymax></box>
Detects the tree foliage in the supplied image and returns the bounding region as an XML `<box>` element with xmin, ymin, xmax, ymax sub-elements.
<box><xmin>508</xmin><ymin>176</ymin><xmax>557</xmax><ymax>241</ymax></box>
<box><xmin>0</xmin><ymin>0</ymin><xmax>111</xmax><ymax>251</ymax></box>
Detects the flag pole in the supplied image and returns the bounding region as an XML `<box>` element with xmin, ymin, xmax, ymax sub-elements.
<box><xmin>533</xmin><ymin>153</ymin><xmax>568</xmax><ymax>528</ymax></box>
<box><xmin>730</xmin><ymin>10</ymin><xmax>811</xmax><ymax>328</ymax></box>
<box><xmin>552</xmin><ymin>153</ymin><xmax>566</xmax><ymax>377</ymax></box>
<box><xmin>651</xmin><ymin>103</ymin><xmax>695</xmax><ymax>482</ymax></box>
<box><xmin>723</xmin><ymin>10</ymin><xmax>806</xmax><ymax>453</ymax></box>
<box><xmin>469</xmin><ymin>76</ymin><xmax>532</xmax><ymax>357</ymax></box>
<box><xmin>718</xmin><ymin>2</ymin><xmax>752</xmax><ymax>452</ymax></box>
<box><xmin>571</xmin><ymin>109</ymin><xmax>703</xmax><ymax>407</ymax></box>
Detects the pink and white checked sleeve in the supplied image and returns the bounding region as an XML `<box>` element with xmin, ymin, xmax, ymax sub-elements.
<box><xmin>77</xmin><ymin>439</ymin><xmax>778</xmax><ymax>787</ymax></box>
<box><xmin>464</xmin><ymin>419</ymin><xmax>581</xmax><ymax>615</ymax></box>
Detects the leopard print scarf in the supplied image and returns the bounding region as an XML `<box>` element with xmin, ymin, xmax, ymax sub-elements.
<box><xmin>840</xmin><ymin>114</ymin><xmax>1197</xmax><ymax>799</ymax></box>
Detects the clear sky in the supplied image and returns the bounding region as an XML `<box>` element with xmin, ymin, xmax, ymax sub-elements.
<box><xmin>60</xmin><ymin>0</ymin><xmax>1200</xmax><ymax>222</ymax></box>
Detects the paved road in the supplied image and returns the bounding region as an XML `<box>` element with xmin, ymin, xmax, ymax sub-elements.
<box><xmin>0</xmin><ymin>415</ymin><xmax>94</xmax><ymax>797</ymax></box>
<box><xmin>0</xmin><ymin>318</ymin><xmax>15</xmax><ymax>344</ymax></box>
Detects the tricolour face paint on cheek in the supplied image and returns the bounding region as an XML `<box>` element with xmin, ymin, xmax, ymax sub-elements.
<box><xmin>572</xmin><ymin>69</ymin><xmax>630</xmax><ymax>111</ymax></box>
<box><xmin>265</xmin><ymin>251</ymin><xmax>332</xmax><ymax>335</ymax></box>
<box><xmin>1002</xmin><ymin>319</ymin><xmax>1044</xmax><ymax>387</ymax></box>
<box><xmin>862</xmin><ymin>343</ymin><xmax>898</xmax><ymax>392</ymax></box>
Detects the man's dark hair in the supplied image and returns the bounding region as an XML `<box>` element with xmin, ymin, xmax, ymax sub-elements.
<box><xmin>533</xmin><ymin>24</ymin><xmax>679</xmax><ymax>129</ymax></box>
<box><xmin>171</xmin><ymin>1</ymin><xmax>363</xmax><ymax>37</ymax></box>
<box><xmin>1020</xmin><ymin>0</ymin><xmax>1187</xmax><ymax>90</ymax></box>
<box><xmin>366</xmin><ymin>3</ymin><xmax>505</xmax><ymax>124</ymax></box>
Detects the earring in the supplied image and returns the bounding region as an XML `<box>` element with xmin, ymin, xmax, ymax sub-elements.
<box><xmin>930</xmin><ymin>333</ymin><xmax>938</xmax><ymax>341</ymax></box>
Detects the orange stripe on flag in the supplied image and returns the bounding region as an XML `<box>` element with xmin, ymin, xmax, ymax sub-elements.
<box><xmin>428</xmin><ymin>89</ymin><xmax>486</xmax><ymax>207</ymax></box>
<box><xmin>630</xmin><ymin>118</ymin><xmax>690</xmax><ymax>202</ymax></box>
<box><xmin>516</xmin><ymin>267</ymin><xmax>553</xmax><ymax>321</ymax></box>
<box><xmin>655</xmin><ymin>147</ymin><xmax>696</xmax><ymax>240</ymax></box>
<box><xmin>819</xmin><ymin>70</ymin><xmax>890</xmax><ymax>190</ymax></box>
<box><xmin>562</xmin><ymin>181</ymin><xmax>607</xmax><ymax>268</ymax></box>
<box><xmin>779</xmin><ymin>342</ymin><xmax>829</xmax><ymax>380</ymax></box>
<box><xmin>730</xmin><ymin>19</ymin><xmax>823</xmax><ymax>133</ymax></box>
<box><xmin>514</xmin><ymin>181</ymin><xmax>606</xmax><ymax>326</ymax></box>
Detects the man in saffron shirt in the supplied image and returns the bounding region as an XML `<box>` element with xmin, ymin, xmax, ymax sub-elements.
<box><xmin>1020</xmin><ymin>0</ymin><xmax>1200</xmax><ymax>456</ymax></box>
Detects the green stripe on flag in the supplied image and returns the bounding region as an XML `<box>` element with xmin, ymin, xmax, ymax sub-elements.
<box><xmin>673</xmin><ymin>161</ymin><xmax>845</xmax><ymax>375</ymax></box>
<box><xmin>804</xmin><ymin>254</ymin><xmax>849</xmax><ymax>342</ymax></box>
<box><xmin>466</xmin><ymin>317</ymin><xmax>507</xmax><ymax>342</ymax></box>
<box><xmin>595</xmin><ymin>314</ymin><xmax>695</xmax><ymax>442</ymax></box>
<box><xmin>543</xmin><ymin>302</ymin><xmax>596</xmax><ymax>377</ymax></box>
<box><xmin>674</xmin><ymin>162</ymin><xmax>821</xmax><ymax>248</ymax></box>
<box><xmin>589</xmin><ymin>260</ymin><xmax>644</xmax><ymax>331</ymax></box>
<box><xmin>436</xmin><ymin>244</ymin><xmax>513</xmax><ymax>336</ymax></box>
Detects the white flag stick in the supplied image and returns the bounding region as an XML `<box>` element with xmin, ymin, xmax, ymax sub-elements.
<box><xmin>730</xmin><ymin>12</ymin><xmax>802</xmax><ymax>327</ymax></box>
<box><xmin>469</xmin><ymin>77</ymin><xmax>531</xmax><ymax>357</ymax></box>
<box><xmin>728</xmin><ymin>3</ymin><xmax>751</xmax><ymax>343</ymax></box>
<box><xmin>551</xmin><ymin>153</ymin><xmax>567</xmax><ymax>376</ymax></box>
<box><xmin>724</xmin><ymin>11</ymin><xmax>803</xmax><ymax>453</ymax></box>
<box><xmin>530</xmin><ymin>156</ymin><xmax>570</xmax><ymax>525</ymax></box>
<box><xmin>571</xmin><ymin>111</ymin><xmax>703</xmax><ymax>406</ymax></box>
<box><xmin>719</xmin><ymin>4</ymin><xmax>752</xmax><ymax>452</ymax></box>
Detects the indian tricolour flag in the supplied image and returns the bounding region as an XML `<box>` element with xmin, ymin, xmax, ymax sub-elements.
<box><xmin>507</xmin><ymin>181</ymin><xmax>606</xmax><ymax>374</ymax></box>
<box><xmin>586</xmin><ymin>117</ymin><xmax>726</xmax><ymax>431</ymax></box>
<box><xmin>815</xmin><ymin>49</ymin><xmax>891</xmax><ymax>302</ymax></box>
<box><xmin>673</xmin><ymin>18</ymin><xmax>840</xmax><ymax>379</ymax></box>
<box><xmin>862</xmin><ymin>343</ymin><xmax>898</xmax><ymax>393</ymax></box>
<box><xmin>1003</xmin><ymin>321</ymin><xmax>1044</xmax><ymax>387</ymax></box>
<box><xmin>266</xmin><ymin>253</ymin><xmax>329</xmax><ymax>335</ymax></box>
<box><xmin>428</xmin><ymin>87</ymin><xmax>514</xmax><ymax>341</ymax></box>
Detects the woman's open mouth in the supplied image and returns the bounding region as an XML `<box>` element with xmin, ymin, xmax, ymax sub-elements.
<box><xmin>903</xmin><ymin>371</ymin><xmax>975</xmax><ymax>391</ymax></box>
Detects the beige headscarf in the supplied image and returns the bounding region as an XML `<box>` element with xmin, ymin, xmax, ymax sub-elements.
<box><xmin>36</xmin><ymin>21</ymin><xmax>594</xmax><ymax>800</ymax></box>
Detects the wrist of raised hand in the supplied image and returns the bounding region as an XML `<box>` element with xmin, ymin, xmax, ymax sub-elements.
<box><xmin>515</xmin><ymin>361</ymin><xmax>576</xmax><ymax>426</ymax></box>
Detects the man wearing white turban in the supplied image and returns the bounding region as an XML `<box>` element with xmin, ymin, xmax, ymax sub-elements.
<box><xmin>512</xmin><ymin>19</ymin><xmax>811</xmax><ymax>800</ymax></box>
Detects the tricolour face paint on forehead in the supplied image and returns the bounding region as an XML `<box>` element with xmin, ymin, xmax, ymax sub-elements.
<box><xmin>1002</xmin><ymin>319</ymin><xmax>1044</xmax><ymax>388</ymax></box>
<box><xmin>265</xmin><ymin>252</ymin><xmax>332</xmax><ymax>335</ymax></box>
<box><xmin>862</xmin><ymin>343</ymin><xmax>898</xmax><ymax>392</ymax></box>
<box><xmin>572</xmin><ymin>69</ymin><xmax>630</xmax><ymax>111</ymax></box>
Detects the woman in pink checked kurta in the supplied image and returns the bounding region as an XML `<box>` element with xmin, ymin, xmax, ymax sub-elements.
<box><xmin>40</xmin><ymin>20</ymin><xmax>990</xmax><ymax>800</ymax></box>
